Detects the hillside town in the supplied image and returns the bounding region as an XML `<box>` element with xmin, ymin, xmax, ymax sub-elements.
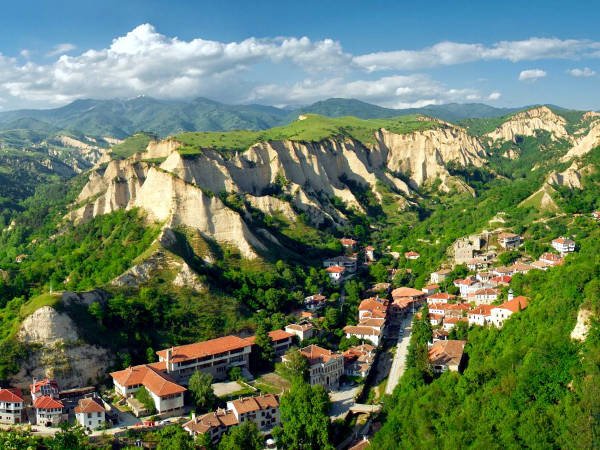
<box><xmin>0</xmin><ymin>220</ymin><xmax>580</xmax><ymax>448</ymax></box>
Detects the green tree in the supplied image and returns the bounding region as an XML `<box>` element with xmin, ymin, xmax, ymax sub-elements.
<box><xmin>273</xmin><ymin>379</ymin><xmax>333</xmax><ymax>450</ymax></box>
<box><xmin>188</xmin><ymin>371</ymin><xmax>216</xmax><ymax>413</ymax></box>
<box><xmin>156</xmin><ymin>425</ymin><xmax>199</xmax><ymax>450</ymax></box>
<box><xmin>146</xmin><ymin>347</ymin><xmax>156</xmax><ymax>363</ymax></box>
<box><xmin>87</xmin><ymin>301</ymin><xmax>104</xmax><ymax>323</ymax></box>
<box><xmin>280</xmin><ymin>349</ymin><xmax>309</xmax><ymax>382</ymax></box>
<box><xmin>254</xmin><ymin>322</ymin><xmax>275</xmax><ymax>369</ymax></box>
<box><xmin>228</xmin><ymin>366</ymin><xmax>242</xmax><ymax>381</ymax></box>
<box><xmin>323</xmin><ymin>307</ymin><xmax>340</xmax><ymax>332</ymax></box>
<box><xmin>48</xmin><ymin>422</ymin><xmax>90</xmax><ymax>450</ymax></box>
<box><xmin>218</xmin><ymin>421</ymin><xmax>263</xmax><ymax>450</ymax></box>
<box><xmin>134</xmin><ymin>386</ymin><xmax>156</xmax><ymax>414</ymax></box>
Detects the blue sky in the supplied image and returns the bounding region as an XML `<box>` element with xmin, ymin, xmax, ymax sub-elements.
<box><xmin>0</xmin><ymin>0</ymin><xmax>598</xmax><ymax>110</ymax></box>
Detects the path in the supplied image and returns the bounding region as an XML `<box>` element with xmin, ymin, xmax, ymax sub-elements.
<box><xmin>385</xmin><ymin>313</ymin><xmax>413</xmax><ymax>395</ymax></box>
<box><xmin>329</xmin><ymin>384</ymin><xmax>360</xmax><ymax>420</ymax></box>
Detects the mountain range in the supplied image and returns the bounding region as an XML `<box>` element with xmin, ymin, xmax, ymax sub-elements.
<box><xmin>0</xmin><ymin>97</ymin><xmax>525</xmax><ymax>139</ymax></box>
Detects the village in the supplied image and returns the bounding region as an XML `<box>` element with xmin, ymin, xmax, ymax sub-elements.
<box><xmin>0</xmin><ymin>219</ymin><xmax>582</xmax><ymax>449</ymax></box>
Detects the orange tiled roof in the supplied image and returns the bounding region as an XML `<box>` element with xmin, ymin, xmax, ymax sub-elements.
<box><xmin>184</xmin><ymin>409</ymin><xmax>238</xmax><ymax>434</ymax></box>
<box><xmin>469</xmin><ymin>304</ymin><xmax>495</xmax><ymax>315</ymax></box>
<box><xmin>245</xmin><ymin>330</ymin><xmax>294</xmax><ymax>344</ymax></box>
<box><xmin>156</xmin><ymin>335</ymin><xmax>252</xmax><ymax>363</ymax></box>
<box><xmin>427</xmin><ymin>293</ymin><xmax>456</xmax><ymax>301</ymax></box>
<box><xmin>497</xmin><ymin>296</ymin><xmax>529</xmax><ymax>313</ymax></box>
<box><xmin>429</xmin><ymin>340</ymin><xmax>466</xmax><ymax>366</ymax></box>
<box><xmin>298</xmin><ymin>344</ymin><xmax>342</xmax><ymax>365</ymax></box>
<box><xmin>392</xmin><ymin>287</ymin><xmax>424</xmax><ymax>298</ymax></box>
<box><xmin>229</xmin><ymin>394</ymin><xmax>279</xmax><ymax>414</ymax></box>
<box><xmin>326</xmin><ymin>265</ymin><xmax>346</xmax><ymax>273</ymax></box>
<box><xmin>74</xmin><ymin>397</ymin><xmax>104</xmax><ymax>414</ymax></box>
<box><xmin>0</xmin><ymin>388</ymin><xmax>23</xmax><ymax>403</ymax></box>
<box><xmin>344</xmin><ymin>325</ymin><xmax>381</xmax><ymax>336</ymax></box>
<box><xmin>34</xmin><ymin>396</ymin><xmax>63</xmax><ymax>410</ymax></box>
<box><xmin>110</xmin><ymin>364</ymin><xmax>186</xmax><ymax>397</ymax></box>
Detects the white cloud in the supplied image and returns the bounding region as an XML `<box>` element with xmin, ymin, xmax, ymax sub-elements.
<box><xmin>353</xmin><ymin>37</ymin><xmax>600</xmax><ymax>72</ymax></box>
<box><xmin>46</xmin><ymin>43</ymin><xmax>76</xmax><ymax>56</ymax></box>
<box><xmin>568</xmin><ymin>67</ymin><xmax>596</xmax><ymax>77</ymax></box>
<box><xmin>519</xmin><ymin>69</ymin><xmax>547</xmax><ymax>81</ymax></box>
<box><xmin>487</xmin><ymin>92</ymin><xmax>502</xmax><ymax>101</ymax></box>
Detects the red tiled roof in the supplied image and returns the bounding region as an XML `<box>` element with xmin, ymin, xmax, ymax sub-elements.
<box><xmin>429</xmin><ymin>340</ymin><xmax>466</xmax><ymax>366</ymax></box>
<box><xmin>553</xmin><ymin>237</ymin><xmax>575</xmax><ymax>245</ymax></box>
<box><xmin>427</xmin><ymin>293</ymin><xmax>457</xmax><ymax>301</ymax></box>
<box><xmin>30</xmin><ymin>378</ymin><xmax>59</xmax><ymax>394</ymax></box>
<box><xmin>156</xmin><ymin>335</ymin><xmax>252</xmax><ymax>363</ymax></box>
<box><xmin>497</xmin><ymin>296</ymin><xmax>529</xmax><ymax>313</ymax></box>
<box><xmin>498</xmin><ymin>232</ymin><xmax>519</xmax><ymax>240</ymax></box>
<box><xmin>229</xmin><ymin>394</ymin><xmax>279</xmax><ymax>414</ymax></box>
<box><xmin>422</xmin><ymin>284</ymin><xmax>439</xmax><ymax>290</ymax></box>
<box><xmin>34</xmin><ymin>396</ymin><xmax>63</xmax><ymax>410</ymax></box>
<box><xmin>491</xmin><ymin>275</ymin><xmax>512</xmax><ymax>283</ymax></box>
<box><xmin>340</xmin><ymin>238</ymin><xmax>358</xmax><ymax>246</ymax></box>
<box><xmin>326</xmin><ymin>265</ymin><xmax>346</xmax><ymax>273</ymax></box>
<box><xmin>0</xmin><ymin>388</ymin><xmax>23</xmax><ymax>403</ymax></box>
<box><xmin>74</xmin><ymin>397</ymin><xmax>104</xmax><ymax>414</ymax></box>
<box><xmin>110</xmin><ymin>364</ymin><xmax>186</xmax><ymax>397</ymax></box>
<box><xmin>343</xmin><ymin>325</ymin><xmax>381</xmax><ymax>336</ymax></box>
<box><xmin>405</xmin><ymin>252</ymin><xmax>420</xmax><ymax>257</ymax></box>
<box><xmin>184</xmin><ymin>409</ymin><xmax>238</xmax><ymax>434</ymax></box>
<box><xmin>298</xmin><ymin>345</ymin><xmax>342</xmax><ymax>365</ymax></box>
<box><xmin>392</xmin><ymin>287</ymin><xmax>424</xmax><ymax>298</ymax></box>
<box><xmin>469</xmin><ymin>304</ymin><xmax>495</xmax><ymax>315</ymax></box>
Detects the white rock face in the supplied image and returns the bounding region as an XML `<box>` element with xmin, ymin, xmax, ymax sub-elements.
<box><xmin>173</xmin><ymin>262</ymin><xmax>205</xmax><ymax>291</ymax></box>
<box><xmin>112</xmin><ymin>252</ymin><xmax>166</xmax><ymax>287</ymax></box>
<box><xmin>547</xmin><ymin>161</ymin><xmax>593</xmax><ymax>190</ymax></box>
<box><xmin>571</xmin><ymin>308</ymin><xmax>593</xmax><ymax>341</ymax></box>
<box><xmin>486</xmin><ymin>107</ymin><xmax>570</xmax><ymax>142</ymax></box>
<box><xmin>18</xmin><ymin>306</ymin><xmax>79</xmax><ymax>344</ymax></box>
<box><xmin>14</xmin><ymin>301</ymin><xmax>113</xmax><ymax>390</ymax></box>
<box><xmin>561</xmin><ymin>122</ymin><xmax>600</xmax><ymax>162</ymax></box>
<box><xmin>69</xmin><ymin>124</ymin><xmax>489</xmax><ymax>257</ymax></box>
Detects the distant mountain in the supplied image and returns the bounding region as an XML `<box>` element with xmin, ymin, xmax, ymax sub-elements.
<box><xmin>0</xmin><ymin>96</ymin><xmax>550</xmax><ymax>138</ymax></box>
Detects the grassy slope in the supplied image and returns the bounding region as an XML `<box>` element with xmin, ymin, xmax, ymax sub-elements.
<box><xmin>110</xmin><ymin>132</ymin><xmax>159</xmax><ymax>159</ymax></box>
<box><xmin>174</xmin><ymin>114</ymin><xmax>438</xmax><ymax>154</ymax></box>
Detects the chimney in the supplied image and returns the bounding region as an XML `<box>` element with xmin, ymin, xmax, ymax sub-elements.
<box><xmin>508</xmin><ymin>289</ymin><xmax>514</xmax><ymax>301</ymax></box>
<box><xmin>191</xmin><ymin>411</ymin><xmax>196</xmax><ymax>420</ymax></box>
<box><xmin>166</xmin><ymin>348</ymin><xmax>172</xmax><ymax>373</ymax></box>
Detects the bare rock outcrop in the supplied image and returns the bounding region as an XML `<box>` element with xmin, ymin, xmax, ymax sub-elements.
<box><xmin>561</xmin><ymin>122</ymin><xmax>600</xmax><ymax>162</ymax></box>
<box><xmin>172</xmin><ymin>262</ymin><xmax>205</xmax><ymax>291</ymax></box>
<box><xmin>571</xmin><ymin>308</ymin><xmax>593</xmax><ymax>341</ymax></box>
<box><xmin>13</xmin><ymin>301</ymin><xmax>113</xmax><ymax>390</ymax></box>
<box><xmin>486</xmin><ymin>106</ymin><xmax>569</xmax><ymax>142</ymax></box>
<box><xmin>547</xmin><ymin>161</ymin><xmax>593</xmax><ymax>190</ymax></box>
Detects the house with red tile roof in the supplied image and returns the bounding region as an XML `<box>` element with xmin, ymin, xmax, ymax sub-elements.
<box><xmin>0</xmin><ymin>388</ymin><xmax>24</xmax><ymax>424</ymax></box>
<box><xmin>227</xmin><ymin>394</ymin><xmax>280</xmax><ymax>432</ymax></box>
<box><xmin>539</xmin><ymin>252</ymin><xmax>564</xmax><ymax>266</ymax></box>
<box><xmin>325</xmin><ymin>265</ymin><xmax>346</xmax><ymax>284</ymax></box>
<box><xmin>468</xmin><ymin>304</ymin><xmax>495</xmax><ymax>327</ymax></box>
<box><xmin>497</xmin><ymin>232</ymin><xmax>522</xmax><ymax>249</ymax></box>
<box><xmin>343</xmin><ymin>344</ymin><xmax>375</xmax><ymax>378</ymax></box>
<box><xmin>442</xmin><ymin>317</ymin><xmax>468</xmax><ymax>331</ymax></box>
<box><xmin>430</xmin><ymin>269</ymin><xmax>452</xmax><ymax>284</ymax></box>
<box><xmin>110</xmin><ymin>363</ymin><xmax>186</xmax><ymax>416</ymax></box>
<box><xmin>429</xmin><ymin>340</ymin><xmax>466</xmax><ymax>373</ymax></box>
<box><xmin>491</xmin><ymin>296</ymin><xmax>529</xmax><ymax>328</ymax></box>
<box><xmin>30</xmin><ymin>378</ymin><xmax>59</xmax><ymax>401</ymax></box>
<box><xmin>340</xmin><ymin>238</ymin><xmax>358</xmax><ymax>249</ymax></box>
<box><xmin>358</xmin><ymin>297</ymin><xmax>389</xmax><ymax>321</ymax></box>
<box><xmin>304</xmin><ymin>294</ymin><xmax>328</xmax><ymax>311</ymax></box>
<box><xmin>426</xmin><ymin>292</ymin><xmax>457</xmax><ymax>305</ymax></box>
<box><xmin>156</xmin><ymin>335</ymin><xmax>253</xmax><ymax>382</ymax></box>
<box><xmin>285</xmin><ymin>321</ymin><xmax>317</xmax><ymax>341</ymax></box>
<box><xmin>552</xmin><ymin>237</ymin><xmax>576</xmax><ymax>254</ymax></box>
<box><xmin>473</xmin><ymin>287</ymin><xmax>500</xmax><ymax>305</ymax></box>
<box><xmin>404</xmin><ymin>251</ymin><xmax>420</xmax><ymax>260</ymax></box>
<box><xmin>323</xmin><ymin>255</ymin><xmax>358</xmax><ymax>273</ymax></box>
<box><xmin>74</xmin><ymin>397</ymin><xmax>105</xmax><ymax>430</ymax></box>
<box><xmin>421</xmin><ymin>284</ymin><xmax>439</xmax><ymax>295</ymax></box>
<box><xmin>184</xmin><ymin>408</ymin><xmax>239</xmax><ymax>443</ymax></box>
<box><xmin>34</xmin><ymin>396</ymin><xmax>64</xmax><ymax>426</ymax></box>
<box><xmin>284</xmin><ymin>345</ymin><xmax>343</xmax><ymax>391</ymax></box>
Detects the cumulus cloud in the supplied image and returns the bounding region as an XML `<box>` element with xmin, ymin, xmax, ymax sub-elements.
<box><xmin>568</xmin><ymin>67</ymin><xmax>596</xmax><ymax>77</ymax></box>
<box><xmin>519</xmin><ymin>69</ymin><xmax>547</xmax><ymax>81</ymax></box>
<box><xmin>353</xmin><ymin>37</ymin><xmax>600</xmax><ymax>72</ymax></box>
<box><xmin>46</xmin><ymin>43</ymin><xmax>76</xmax><ymax>56</ymax></box>
<box><xmin>1</xmin><ymin>24</ymin><xmax>586</xmax><ymax>109</ymax></box>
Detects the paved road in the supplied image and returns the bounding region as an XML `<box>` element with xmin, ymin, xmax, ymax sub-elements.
<box><xmin>385</xmin><ymin>313</ymin><xmax>413</xmax><ymax>395</ymax></box>
<box><xmin>329</xmin><ymin>385</ymin><xmax>360</xmax><ymax>420</ymax></box>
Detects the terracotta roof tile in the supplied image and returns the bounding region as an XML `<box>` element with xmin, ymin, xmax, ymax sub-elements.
<box><xmin>74</xmin><ymin>397</ymin><xmax>104</xmax><ymax>414</ymax></box>
<box><xmin>34</xmin><ymin>396</ymin><xmax>63</xmax><ymax>410</ymax></box>
<box><xmin>156</xmin><ymin>335</ymin><xmax>252</xmax><ymax>363</ymax></box>
<box><xmin>229</xmin><ymin>394</ymin><xmax>279</xmax><ymax>414</ymax></box>
<box><xmin>110</xmin><ymin>364</ymin><xmax>186</xmax><ymax>397</ymax></box>
<box><xmin>0</xmin><ymin>388</ymin><xmax>23</xmax><ymax>403</ymax></box>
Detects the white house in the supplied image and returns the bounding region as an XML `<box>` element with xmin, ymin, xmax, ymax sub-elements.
<box><xmin>74</xmin><ymin>397</ymin><xmax>105</xmax><ymax>430</ymax></box>
<box><xmin>227</xmin><ymin>394</ymin><xmax>280</xmax><ymax>432</ymax></box>
<box><xmin>30</xmin><ymin>378</ymin><xmax>59</xmax><ymax>402</ymax></box>
<box><xmin>323</xmin><ymin>256</ymin><xmax>357</xmax><ymax>273</ymax></box>
<box><xmin>430</xmin><ymin>269</ymin><xmax>451</xmax><ymax>284</ymax></box>
<box><xmin>497</xmin><ymin>232</ymin><xmax>521</xmax><ymax>249</ymax></box>
<box><xmin>490</xmin><ymin>296</ymin><xmax>529</xmax><ymax>328</ymax></box>
<box><xmin>325</xmin><ymin>265</ymin><xmax>346</xmax><ymax>285</ymax></box>
<box><xmin>0</xmin><ymin>388</ymin><xmax>24</xmax><ymax>424</ymax></box>
<box><xmin>304</xmin><ymin>294</ymin><xmax>327</xmax><ymax>311</ymax></box>
<box><xmin>552</xmin><ymin>237</ymin><xmax>575</xmax><ymax>254</ymax></box>
<box><xmin>343</xmin><ymin>324</ymin><xmax>383</xmax><ymax>346</ymax></box>
<box><xmin>405</xmin><ymin>251</ymin><xmax>420</xmax><ymax>260</ymax></box>
<box><xmin>473</xmin><ymin>288</ymin><xmax>500</xmax><ymax>305</ymax></box>
<box><xmin>285</xmin><ymin>321</ymin><xmax>316</xmax><ymax>341</ymax></box>
<box><xmin>110</xmin><ymin>363</ymin><xmax>186</xmax><ymax>416</ymax></box>
<box><xmin>184</xmin><ymin>409</ymin><xmax>239</xmax><ymax>443</ymax></box>
<box><xmin>343</xmin><ymin>344</ymin><xmax>375</xmax><ymax>378</ymax></box>
<box><xmin>468</xmin><ymin>304</ymin><xmax>494</xmax><ymax>327</ymax></box>
<box><xmin>421</xmin><ymin>284</ymin><xmax>439</xmax><ymax>295</ymax></box>
<box><xmin>539</xmin><ymin>252</ymin><xmax>563</xmax><ymax>266</ymax></box>
<box><xmin>285</xmin><ymin>345</ymin><xmax>344</xmax><ymax>391</ymax></box>
<box><xmin>34</xmin><ymin>396</ymin><xmax>64</xmax><ymax>427</ymax></box>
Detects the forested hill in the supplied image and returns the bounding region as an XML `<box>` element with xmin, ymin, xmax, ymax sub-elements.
<box><xmin>0</xmin><ymin>97</ymin><xmax>523</xmax><ymax>138</ymax></box>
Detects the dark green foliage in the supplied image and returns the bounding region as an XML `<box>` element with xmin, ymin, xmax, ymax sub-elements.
<box><xmin>218</xmin><ymin>421</ymin><xmax>263</xmax><ymax>450</ymax></box>
<box><xmin>135</xmin><ymin>386</ymin><xmax>156</xmax><ymax>414</ymax></box>
<box><xmin>156</xmin><ymin>425</ymin><xmax>200</xmax><ymax>450</ymax></box>
<box><xmin>279</xmin><ymin>349</ymin><xmax>309</xmax><ymax>382</ymax></box>
<box><xmin>254</xmin><ymin>321</ymin><xmax>275</xmax><ymax>370</ymax></box>
<box><xmin>371</xmin><ymin>227</ymin><xmax>600</xmax><ymax>448</ymax></box>
<box><xmin>273</xmin><ymin>379</ymin><xmax>333</xmax><ymax>450</ymax></box>
<box><xmin>188</xmin><ymin>371</ymin><xmax>217</xmax><ymax>413</ymax></box>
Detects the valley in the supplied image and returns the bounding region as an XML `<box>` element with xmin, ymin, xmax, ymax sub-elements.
<box><xmin>1</xmin><ymin>101</ymin><xmax>600</xmax><ymax>448</ymax></box>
